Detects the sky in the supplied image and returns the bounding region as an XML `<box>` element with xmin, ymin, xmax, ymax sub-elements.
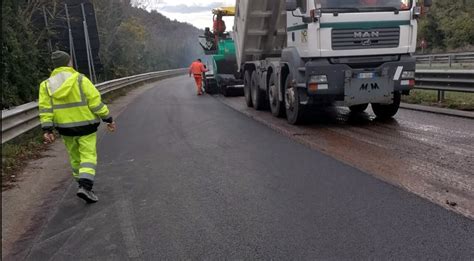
<box><xmin>138</xmin><ymin>0</ymin><xmax>236</xmax><ymax>30</ymax></box>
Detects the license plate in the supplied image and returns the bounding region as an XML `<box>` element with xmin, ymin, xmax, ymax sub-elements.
<box><xmin>358</xmin><ymin>72</ymin><xmax>375</xmax><ymax>79</ymax></box>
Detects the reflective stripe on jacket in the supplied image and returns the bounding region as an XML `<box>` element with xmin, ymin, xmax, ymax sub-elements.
<box><xmin>38</xmin><ymin>67</ymin><xmax>110</xmax><ymax>136</ymax></box>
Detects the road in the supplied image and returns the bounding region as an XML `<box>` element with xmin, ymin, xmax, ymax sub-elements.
<box><xmin>11</xmin><ymin>76</ymin><xmax>474</xmax><ymax>260</ymax></box>
<box><xmin>221</xmin><ymin>95</ymin><xmax>474</xmax><ymax>219</ymax></box>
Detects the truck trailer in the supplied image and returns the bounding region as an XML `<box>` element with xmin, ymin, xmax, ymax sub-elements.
<box><xmin>233</xmin><ymin>0</ymin><xmax>431</xmax><ymax>124</ymax></box>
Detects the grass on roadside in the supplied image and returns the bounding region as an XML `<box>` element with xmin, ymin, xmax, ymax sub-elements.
<box><xmin>2</xmin><ymin>127</ymin><xmax>48</xmax><ymax>190</ymax></box>
<box><xmin>402</xmin><ymin>90</ymin><xmax>474</xmax><ymax>111</ymax></box>
<box><xmin>102</xmin><ymin>86</ymin><xmax>131</xmax><ymax>104</ymax></box>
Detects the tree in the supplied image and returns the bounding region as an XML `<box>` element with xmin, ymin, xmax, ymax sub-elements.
<box><xmin>92</xmin><ymin>0</ymin><xmax>204</xmax><ymax>78</ymax></box>
<box><xmin>1</xmin><ymin>0</ymin><xmax>57</xmax><ymax>108</ymax></box>
<box><xmin>418</xmin><ymin>0</ymin><xmax>474</xmax><ymax>52</ymax></box>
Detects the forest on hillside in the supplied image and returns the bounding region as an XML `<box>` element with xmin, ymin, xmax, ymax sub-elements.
<box><xmin>1</xmin><ymin>0</ymin><xmax>203</xmax><ymax>109</ymax></box>
<box><xmin>418</xmin><ymin>0</ymin><xmax>474</xmax><ymax>52</ymax></box>
<box><xmin>2</xmin><ymin>0</ymin><xmax>474</xmax><ymax>109</ymax></box>
<box><xmin>92</xmin><ymin>0</ymin><xmax>203</xmax><ymax>80</ymax></box>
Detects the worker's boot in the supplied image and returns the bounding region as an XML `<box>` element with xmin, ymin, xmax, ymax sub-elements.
<box><xmin>77</xmin><ymin>187</ymin><xmax>99</xmax><ymax>203</ymax></box>
<box><xmin>76</xmin><ymin>178</ymin><xmax>98</xmax><ymax>203</ymax></box>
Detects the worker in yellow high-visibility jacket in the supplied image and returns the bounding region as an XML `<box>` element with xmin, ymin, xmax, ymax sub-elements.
<box><xmin>39</xmin><ymin>51</ymin><xmax>116</xmax><ymax>203</ymax></box>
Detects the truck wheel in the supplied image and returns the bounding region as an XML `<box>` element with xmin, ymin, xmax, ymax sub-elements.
<box><xmin>244</xmin><ymin>70</ymin><xmax>253</xmax><ymax>107</ymax></box>
<box><xmin>284</xmin><ymin>75</ymin><xmax>306</xmax><ymax>125</ymax></box>
<box><xmin>268</xmin><ymin>73</ymin><xmax>285</xmax><ymax>117</ymax></box>
<box><xmin>251</xmin><ymin>71</ymin><xmax>266</xmax><ymax>110</ymax></box>
<box><xmin>372</xmin><ymin>91</ymin><xmax>401</xmax><ymax>119</ymax></box>
<box><xmin>349</xmin><ymin>103</ymin><xmax>369</xmax><ymax>113</ymax></box>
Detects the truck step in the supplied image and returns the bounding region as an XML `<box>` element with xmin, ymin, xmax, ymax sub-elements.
<box><xmin>227</xmin><ymin>85</ymin><xmax>244</xmax><ymax>88</ymax></box>
<box><xmin>249</xmin><ymin>11</ymin><xmax>273</xmax><ymax>18</ymax></box>
<box><xmin>248</xmin><ymin>30</ymin><xmax>269</xmax><ymax>36</ymax></box>
<box><xmin>245</xmin><ymin>48</ymin><xmax>263</xmax><ymax>55</ymax></box>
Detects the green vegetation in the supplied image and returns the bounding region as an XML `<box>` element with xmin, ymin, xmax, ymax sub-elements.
<box><xmin>402</xmin><ymin>90</ymin><xmax>474</xmax><ymax>111</ymax></box>
<box><xmin>1</xmin><ymin>0</ymin><xmax>203</xmax><ymax>109</ymax></box>
<box><xmin>93</xmin><ymin>0</ymin><xmax>203</xmax><ymax>80</ymax></box>
<box><xmin>418</xmin><ymin>0</ymin><xmax>474</xmax><ymax>52</ymax></box>
<box><xmin>1</xmin><ymin>1</ymin><xmax>52</xmax><ymax>109</ymax></box>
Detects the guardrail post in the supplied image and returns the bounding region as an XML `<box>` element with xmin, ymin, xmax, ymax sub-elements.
<box><xmin>449</xmin><ymin>55</ymin><xmax>453</xmax><ymax>68</ymax></box>
<box><xmin>429</xmin><ymin>56</ymin><xmax>433</xmax><ymax>68</ymax></box>
<box><xmin>437</xmin><ymin>90</ymin><xmax>446</xmax><ymax>103</ymax></box>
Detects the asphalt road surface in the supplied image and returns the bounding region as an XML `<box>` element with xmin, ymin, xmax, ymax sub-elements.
<box><xmin>16</xmin><ymin>76</ymin><xmax>474</xmax><ymax>260</ymax></box>
<box><xmin>221</xmin><ymin>95</ymin><xmax>474</xmax><ymax>219</ymax></box>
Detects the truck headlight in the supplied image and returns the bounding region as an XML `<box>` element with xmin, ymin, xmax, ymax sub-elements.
<box><xmin>309</xmin><ymin>75</ymin><xmax>328</xmax><ymax>83</ymax></box>
<box><xmin>401</xmin><ymin>71</ymin><xmax>415</xmax><ymax>79</ymax></box>
<box><xmin>308</xmin><ymin>75</ymin><xmax>328</xmax><ymax>92</ymax></box>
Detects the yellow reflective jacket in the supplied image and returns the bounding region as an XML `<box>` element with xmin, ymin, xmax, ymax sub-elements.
<box><xmin>38</xmin><ymin>67</ymin><xmax>111</xmax><ymax>136</ymax></box>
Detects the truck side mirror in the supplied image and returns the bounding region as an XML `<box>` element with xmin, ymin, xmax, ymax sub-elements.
<box><xmin>286</xmin><ymin>0</ymin><xmax>297</xmax><ymax>11</ymax></box>
<box><xmin>424</xmin><ymin>0</ymin><xmax>432</xmax><ymax>7</ymax></box>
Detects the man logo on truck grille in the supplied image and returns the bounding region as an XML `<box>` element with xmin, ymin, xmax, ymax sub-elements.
<box><xmin>362</xmin><ymin>39</ymin><xmax>372</xmax><ymax>46</ymax></box>
<box><xmin>354</xmin><ymin>31</ymin><xmax>379</xmax><ymax>46</ymax></box>
<box><xmin>354</xmin><ymin>31</ymin><xmax>380</xmax><ymax>38</ymax></box>
<box><xmin>360</xmin><ymin>83</ymin><xmax>380</xmax><ymax>91</ymax></box>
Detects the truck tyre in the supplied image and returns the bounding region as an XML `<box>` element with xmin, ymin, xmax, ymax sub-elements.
<box><xmin>251</xmin><ymin>71</ymin><xmax>266</xmax><ymax>110</ymax></box>
<box><xmin>372</xmin><ymin>91</ymin><xmax>401</xmax><ymax>119</ymax></box>
<box><xmin>349</xmin><ymin>103</ymin><xmax>369</xmax><ymax>113</ymax></box>
<box><xmin>244</xmin><ymin>70</ymin><xmax>253</xmax><ymax>107</ymax></box>
<box><xmin>268</xmin><ymin>73</ymin><xmax>285</xmax><ymax>117</ymax></box>
<box><xmin>284</xmin><ymin>75</ymin><xmax>306</xmax><ymax>125</ymax></box>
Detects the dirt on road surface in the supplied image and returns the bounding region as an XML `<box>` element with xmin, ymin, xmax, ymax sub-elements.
<box><xmin>220</xmin><ymin>96</ymin><xmax>474</xmax><ymax>219</ymax></box>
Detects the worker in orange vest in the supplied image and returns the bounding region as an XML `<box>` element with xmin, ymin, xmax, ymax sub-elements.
<box><xmin>213</xmin><ymin>14</ymin><xmax>226</xmax><ymax>47</ymax></box>
<box><xmin>213</xmin><ymin>14</ymin><xmax>226</xmax><ymax>35</ymax></box>
<box><xmin>189</xmin><ymin>59</ymin><xmax>209</xmax><ymax>95</ymax></box>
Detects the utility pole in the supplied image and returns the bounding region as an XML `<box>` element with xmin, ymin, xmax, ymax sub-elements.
<box><xmin>65</xmin><ymin>4</ymin><xmax>78</xmax><ymax>70</ymax></box>
<box><xmin>81</xmin><ymin>3</ymin><xmax>97</xmax><ymax>83</ymax></box>
<box><xmin>42</xmin><ymin>6</ymin><xmax>53</xmax><ymax>53</ymax></box>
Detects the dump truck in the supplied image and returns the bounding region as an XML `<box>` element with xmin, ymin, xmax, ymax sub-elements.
<box><xmin>233</xmin><ymin>0</ymin><xmax>431</xmax><ymax>124</ymax></box>
<box><xmin>198</xmin><ymin>7</ymin><xmax>243</xmax><ymax>96</ymax></box>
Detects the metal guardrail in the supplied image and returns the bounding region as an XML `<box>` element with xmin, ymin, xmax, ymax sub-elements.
<box><xmin>1</xmin><ymin>68</ymin><xmax>187</xmax><ymax>144</ymax></box>
<box><xmin>415</xmin><ymin>69</ymin><xmax>474</xmax><ymax>102</ymax></box>
<box><xmin>415</xmin><ymin>52</ymin><xmax>474</xmax><ymax>67</ymax></box>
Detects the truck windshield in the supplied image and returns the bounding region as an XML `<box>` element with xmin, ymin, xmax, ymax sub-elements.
<box><xmin>319</xmin><ymin>0</ymin><xmax>412</xmax><ymax>12</ymax></box>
